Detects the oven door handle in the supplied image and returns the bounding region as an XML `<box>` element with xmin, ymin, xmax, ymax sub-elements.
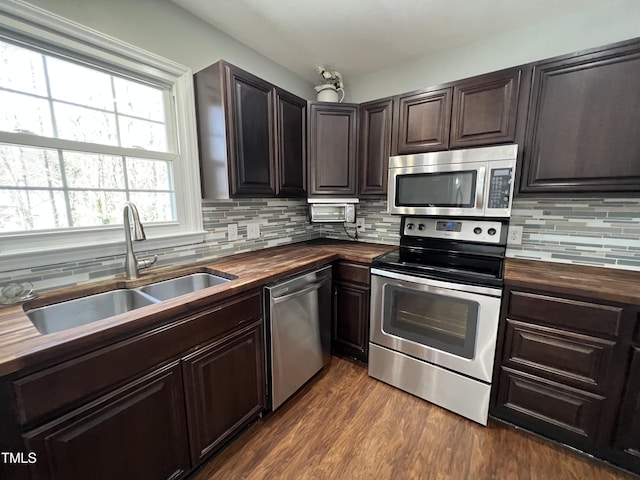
<box><xmin>371</xmin><ymin>268</ymin><xmax>502</xmax><ymax>298</ymax></box>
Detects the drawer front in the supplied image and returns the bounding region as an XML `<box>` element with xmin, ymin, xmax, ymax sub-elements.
<box><xmin>507</xmin><ymin>290</ymin><xmax>622</xmax><ymax>337</ymax></box>
<box><xmin>503</xmin><ymin>319</ymin><xmax>615</xmax><ymax>393</ymax></box>
<box><xmin>13</xmin><ymin>290</ymin><xmax>262</xmax><ymax>425</ymax></box>
<box><xmin>496</xmin><ymin>367</ymin><xmax>605</xmax><ymax>444</ymax></box>
<box><xmin>334</xmin><ymin>261</ymin><xmax>370</xmax><ymax>286</ymax></box>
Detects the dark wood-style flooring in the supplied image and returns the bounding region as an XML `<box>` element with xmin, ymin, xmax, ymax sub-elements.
<box><xmin>191</xmin><ymin>356</ymin><xmax>636</xmax><ymax>480</ymax></box>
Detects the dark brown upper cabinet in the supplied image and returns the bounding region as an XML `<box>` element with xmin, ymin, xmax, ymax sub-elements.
<box><xmin>308</xmin><ymin>102</ymin><xmax>358</xmax><ymax>197</ymax></box>
<box><xmin>194</xmin><ymin>61</ymin><xmax>307</xmax><ymax>198</ymax></box>
<box><xmin>520</xmin><ymin>39</ymin><xmax>640</xmax><ymax>194</ymax></box>
<box><xmin>358</xmin><ymin>98</ymin><xmax>393</xmax><ymax>197</ymax></box>
<box><xmin>274</xmin><ymin>88</ymin><xmax>307</xmax><ymax>197</ymax></box>
<box><xmin>450</xmin><ymin>68</ymin><xmax>521</xmax><ymax>149</ymax></box>
<box><xmin>394</xmin><ymin>67</ymin><xmax>523</xmax><ymax>156</ymax></box>
<box><xmin>395</xmin><ymin>87</ymin><xmax>452</xmax><ymax>154</ymax></box>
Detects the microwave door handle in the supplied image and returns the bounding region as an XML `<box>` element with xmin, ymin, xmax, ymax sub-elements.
<box><xmin>476</xmin><ymin>167</ymin><xmax>486</xmax><ymax>210</ymax></box>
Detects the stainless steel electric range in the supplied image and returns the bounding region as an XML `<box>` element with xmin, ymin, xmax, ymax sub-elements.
<box><xmin>368</xmin><ymin>216</ymin><xmax>508</xmax><ymax>425</ymax></box>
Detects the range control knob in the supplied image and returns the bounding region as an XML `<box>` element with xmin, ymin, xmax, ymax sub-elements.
<box><xmin>473</xmin><ymin>227</ymin><xmax>482</xmax><ymax>235</ymax></box>
<box><xmin>488</xmin><ymin>228</ymin><xmax>497</xmax><ymax>236</ymax></box>
<box><xmin>418</xmin><ymin>224</ymin><xmax>425</xmax><ymax>231</ymax></box>
<box><xmin>406</xmin><ymin>223</ymin><xmax>415</xmax><ymax>230</ymax></box>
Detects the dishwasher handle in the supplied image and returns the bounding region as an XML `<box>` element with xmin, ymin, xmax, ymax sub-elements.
<box><xmin>270</xmin><ymin>279</ymin><xmax>330</xmax><ymax>305</ymax></box>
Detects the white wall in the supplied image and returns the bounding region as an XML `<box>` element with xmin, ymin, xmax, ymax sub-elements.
<box><xmin>349</xmin><ymin>0</ymin><xmax>640</xmax><ymax>102</ymax></box>
<box><xmin>23</xmin><ymin>0</ymin><xmax>314</xmax><ymax>99</ymax></box>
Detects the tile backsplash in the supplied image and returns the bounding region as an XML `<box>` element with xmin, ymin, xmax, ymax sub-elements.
<box><xmin>0</xmin><ymin>199</ymin><xmax>318</xmax><ymax>292</ymax></box>
<box><xmin>317</xmin><ymin>199</ymin><xmax>401</xmax><ymax>245</ymax></box>
<box><xmin>3</xmin><ymin>196</ymin><xmax>640</xmax><ymax>293</ymax></box>
<box><xmin>507</xmin><ymin>197</ymin><xmax>640</xmax><ymax>270</ymax></box>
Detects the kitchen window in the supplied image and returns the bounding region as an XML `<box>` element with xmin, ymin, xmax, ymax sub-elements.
<box><xmin>0</xmin><ymin>2</ymin><xmax>203</xmax><ymax>270</ymax></box>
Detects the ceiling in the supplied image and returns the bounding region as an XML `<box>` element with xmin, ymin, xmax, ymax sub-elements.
<box><xmin>171</xmin><ymin>0</ymin><xmax>604</xmax><ymax>85</ymax></box>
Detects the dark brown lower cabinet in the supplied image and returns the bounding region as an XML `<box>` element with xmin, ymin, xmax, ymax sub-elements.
<box><xmin>23</xmin><ymin>363</ymin><xmax>190</xmax><ymax>480</ymax></box>
<box><xmin>182</xmin><ymin>322</ymin><xmax>265</xmax><ymax>464</ymax></box>
<box><xmin>332</xmin><ymin>261</ymin><xmax>371</xmax><ymax>363</ymax></box>
<box><xmin>0</xmin><ymin>290</ymin><xmax>265</xmax><ymax>480</ymax></box>
<box><xmin>496</xmin><ymin>367</ymin><xmax>606</xmax><ymax>445</ymax></box>
<box><xmin>614</xmin><ymin>347</ymin><xmax>640</xmax><ymax>460</ymax></box>
<box><xmin>491</xmin><ymin>284</ymin><xmax>640</xmax><ymax>474</ymax></box>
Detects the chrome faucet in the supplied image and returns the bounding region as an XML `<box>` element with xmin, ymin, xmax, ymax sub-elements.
<box><xmin>123</xmin><ymin>201</ymin><xmax>157</xmax><ymax>279</ymax></box>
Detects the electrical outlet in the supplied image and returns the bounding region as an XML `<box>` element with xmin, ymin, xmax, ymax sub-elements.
<box><xmin>508</xmin><ymin>225</ymin><xmax>523</xmax><ymax>245</ymax></box>
<box><xmin>227</xmin><ymin>224</ymin><xmax>238</xmax><ymax>241</ymax></box>
<box><xmin>247</xmin><ymin>222</ymin><xmax>260</xmax><ymax>239</ymax></box>
<box><xmin>355</xmin><ymin>217</ymin><xmax>365</xmax><ymax>232</ymax></box>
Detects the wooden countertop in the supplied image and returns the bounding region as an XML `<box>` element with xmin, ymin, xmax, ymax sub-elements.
<box><xmin>505</xmin><ymin>258</ymin><xmax>640</xmax><ymax>305</ymax></box>
<box><xmin>0</xmin><ymin>240</ymin><xmax>394</xmax><ymax>378</ymax></box>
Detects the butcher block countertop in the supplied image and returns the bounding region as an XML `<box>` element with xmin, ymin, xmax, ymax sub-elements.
<box><xmin>505</xmin><ymin>258</ymin><xmax>640</xmax><ymax>305</ymax></box>
<box><xmin>0</xmin><ymin>240</ymin><xmax>394</xmax><ymax>378</ymax></box>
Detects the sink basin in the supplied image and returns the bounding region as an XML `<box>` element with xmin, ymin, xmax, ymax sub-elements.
<box><xmin>26</xmin><ymin>289</ymin><xmax>158</xmax><ymax>335</ymax></box>
<box><xmin>25</xmin><ymin>273</ymin><xmax>231</xmax><ymax>335</ymax></box>
<box><xmin>139</xmin><ymin>273</ymin><xmax>230</xmax><ymax>301</ymax></box>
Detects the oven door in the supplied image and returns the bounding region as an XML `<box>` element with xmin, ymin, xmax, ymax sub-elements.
<box><xmin>370</xmin><ymin>268</ymin><xmax>502</xmax><ymax>383</ymax></box>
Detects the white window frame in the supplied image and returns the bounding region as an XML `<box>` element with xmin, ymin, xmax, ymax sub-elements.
<box><xmin>0</xmin><ymin>1</ymin><xmax>205</xmax><ymax>271</ymax></box>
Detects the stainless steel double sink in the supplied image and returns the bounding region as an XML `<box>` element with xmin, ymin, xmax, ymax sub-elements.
<box><xmin>25</xmin><ymin>273</ymin><xmax>231</xmax><ymax>335</ymax></box>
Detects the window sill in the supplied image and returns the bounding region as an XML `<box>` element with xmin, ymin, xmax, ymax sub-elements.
<box><xmin>0</xmin><ymin>231</ymin><xmax>207</xmax><ymax>272</ymax></box>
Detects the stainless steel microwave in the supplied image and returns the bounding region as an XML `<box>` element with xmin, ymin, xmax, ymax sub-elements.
<box><xmin>308</xmin><ymin>199</ymin><xmax>357</xmax><ymax>223</ymax></box>
<box><xmin>387</xmin><ymin>145</ymin><xmax>517</xmax><ymax>217</ymax></box>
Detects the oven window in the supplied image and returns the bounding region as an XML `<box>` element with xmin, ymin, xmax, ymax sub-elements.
<box><xmin>383</xmin><ymin>285</ymin><xmax>478</xmax><ymax>359</ymax></box>
<box><xmin>396</xmin><ymin>170</ymin><xmax>476</xmax><ymax>207</ymax></box>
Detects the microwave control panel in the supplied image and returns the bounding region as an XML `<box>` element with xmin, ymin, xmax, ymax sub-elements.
<box><xmin>487</xmin><ymin>168</ymin><xmax>513</xmax><ymax>209</ymax></box>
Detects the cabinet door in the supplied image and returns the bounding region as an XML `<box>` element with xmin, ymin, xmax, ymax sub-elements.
<box><xmin>23</xmin><ymin>363</ymin><xmax>190</xmax><ymax>480</ymax></box>
<box><xmin>359</xmin><ymin>98</ymin><xmax>393</xmax><ymax>196</ymax></box>
<box><xmin>614</xmin><ymin>347</ymin><xmax>640</xmax><ymax>459</ymax></box>
<box><xmin>396</xmin><ymin>88</ymin><xmax>452</xmax><ymax>154</ymax></box>
<box><xmin>520</xmin><ymin>40</ymin><xmax>640</xmax><ymax>194</ymax></box>
<box><xmin>308</xmin><ymin>103</ymin><xmax>358</xmax><ymax>196</ymax></box>
<box><xmin>274</xmin><ymin>89</ymin><xmax>306</xmax><ymax>197</ymax></box>
<box><xmin>182</xmin><ymin>322</ymin><xmax>265</xmax><ymax>464</ymax></box>
<box><xmin>450</xmin><ymin>68</ymin><xmax>520</xmax><ymax>149</ymax></box>
<box><xmin>332</xmin><ymin>282</ymin><xmax>370</xmax><ymax>362</ymax></box>
<box><xmin>224</xmin><ymin>64</ymin><xmax>276</xmax><ymax>196</ymax></box>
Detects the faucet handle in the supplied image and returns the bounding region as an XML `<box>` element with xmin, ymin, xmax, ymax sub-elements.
<box><xmin>137</xmin><ymin>255</ymin><xmax>158</xmax><ymax>271</ymax></box>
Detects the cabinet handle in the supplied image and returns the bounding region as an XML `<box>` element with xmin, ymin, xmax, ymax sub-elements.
<box><xmin>270</xmin><ymin>280</ymin><xmax>328</xmax><ymax>304</ymax></box>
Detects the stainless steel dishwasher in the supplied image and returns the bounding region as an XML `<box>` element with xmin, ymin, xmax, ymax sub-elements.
<box><xmin>264</xmin><ymin>265</ymin><xmax>332</xmax><ymax>410</ymax></box>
